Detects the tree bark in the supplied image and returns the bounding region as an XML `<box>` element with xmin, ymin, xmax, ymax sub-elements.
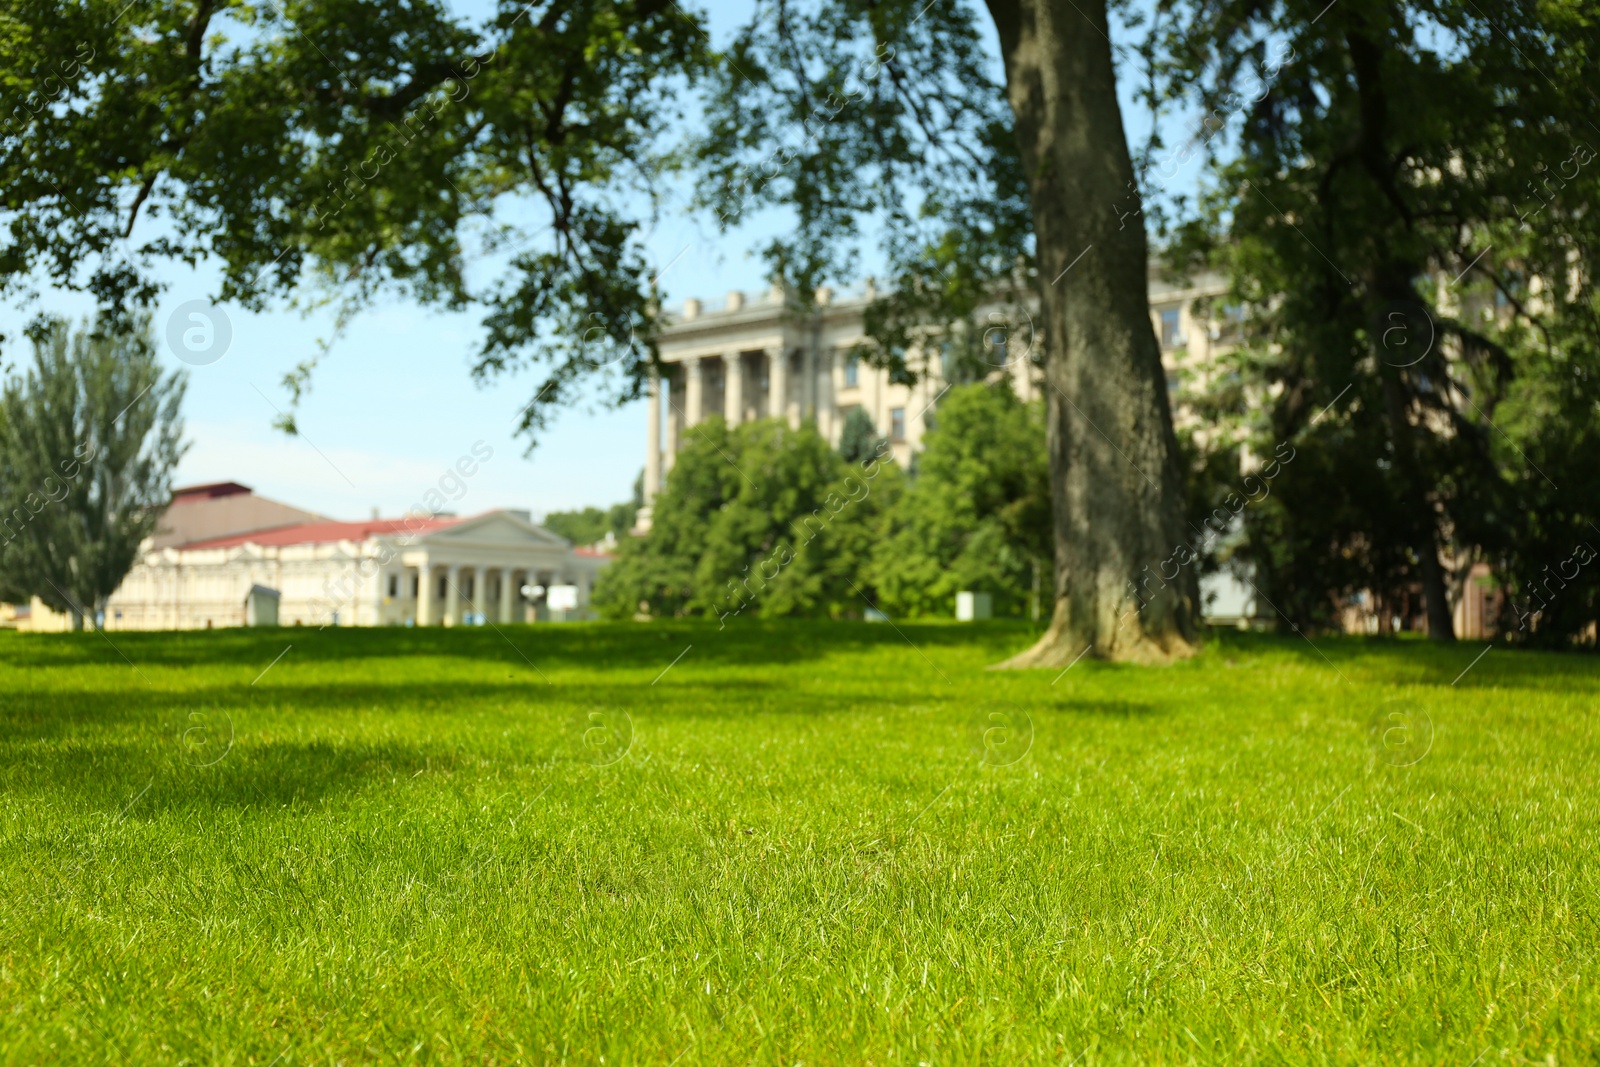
<box><xmin>987</xmin><ymin>0</ymin><xmax>1199</xmax><ymax>665</ymax></box>
<box><xmin>1379</xmin><ymin>373</ymin><xmax>1456</xmax><ymax>641</ymax></box>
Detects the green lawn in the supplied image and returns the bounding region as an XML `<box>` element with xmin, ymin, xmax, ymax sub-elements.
<box><xmin>0</xmin><ymin>622</ymin><xmax>1595</xmax><ymax>1065</ymax></box>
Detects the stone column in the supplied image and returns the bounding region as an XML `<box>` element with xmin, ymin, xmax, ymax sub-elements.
<box><xmin>664</xmin><ymin>425</ymin><xmax>678</xmax><ymax>471</ymax></box>
<box><xmin>768</xmin><ymin>348</ymin><xmax>788</xmax><ymax>423</ymax></box>
<box><xmin>684</xmin><ymin>356</ymin><xmax>704</xmax><ymax>425</ymax></box>
<box><xmin>724</xmin><ymin>353</ymin><xmax>744</xmax><ymax>425</ymax></box>
<box><xmin>817</xmin><ymin>348</ymin><xmax>836</xmax><ymax>443</ymax></box>
<box><xmin>416</xmin><ymin>558</ymin><xmax>433</xmax><ymax>626</ymax></box>
<box><xmin>499</xmin><ymin>570</ymin><xmax>514</xmax><ymax>624</ymax></box>
<box><xmin>644</xmin><ymin>366</ymin><xmax>662</xmax><ymax>506</ymax></box>
<box><xmin>443</xmin><ymin>564</ymin><xmax>458</xmax><ymax>627</ymax></box>
<box><xmin>803</xmin><ymin>345</ymin><xmax>817</xmax><ymax>424</ymax></box>
<box><xmin>665</xmin><ymin>369</ymin><xmax>681</xmax><ymax>472</ymax></box>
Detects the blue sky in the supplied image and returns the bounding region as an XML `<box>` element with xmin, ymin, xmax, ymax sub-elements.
<box><xmin>2</xmin><ymin>0</ymin><xmax>1190</xmax><ymax>522</ymax></box>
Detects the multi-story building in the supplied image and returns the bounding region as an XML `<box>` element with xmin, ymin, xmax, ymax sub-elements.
<box><xmin>640</xmin><ymin>265</ymin><xmax>1234</xmax><ymax>529</ymax></box>
<box><xmin>640</xmin><ymin>265</ymin><xmax>1276</xmax><ymax>624</ymax></box>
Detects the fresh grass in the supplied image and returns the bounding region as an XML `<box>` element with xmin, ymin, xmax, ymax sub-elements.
<box><xmin>0</xmin><ymin>621</ymin><xmax>1596</xmax><ymax>1065</ymax></box>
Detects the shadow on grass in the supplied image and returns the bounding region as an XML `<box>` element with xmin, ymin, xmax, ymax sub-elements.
<box><xmin>3</xmin><ymin>737</ymin><xmax>446</xmax><ymax>816</ymax></box>
<box><xmin>0</xmin><ymin>618</ymin><xmax>1041</xmax><ymax>672</ymax></box>
<box><xmin>1202</xmin><ymin>627</ymin><xmax>1600</xmax><ymax>692</ymax></box>
<box><xmin>4</xmin><ymin>623</ymin><xmax>1591</xmax><ymax>717</ymax></box>
<box><xmin>0</xmin><ymin>677</ymin><xmax>877</xmax><ymax>746</ymax></box>
<box><xmin>1053</xmin><ymin>698</ymin><xmax>1165</xmax><ymax>717</ymax></box>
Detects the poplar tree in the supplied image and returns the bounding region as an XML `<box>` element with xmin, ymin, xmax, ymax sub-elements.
<box><xmin>0</xmin><ymin>318</ymin><xmax>186</xmax><ymax>629</ymax></box>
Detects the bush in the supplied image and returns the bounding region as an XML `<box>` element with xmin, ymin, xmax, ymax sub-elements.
<box><xmin>869</xmin><ymin>382</ymin><xmax>1050</xmax><ymax>619</ymax></box>
<box><xmin>593</xmin><ymin>418</ymin><xmax>901</xmax><ymax>620</ymax></box>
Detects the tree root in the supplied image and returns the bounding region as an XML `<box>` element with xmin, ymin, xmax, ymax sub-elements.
<box><xmin>991</xmin><ymin>614</ymin><xmax>1199</xmax><ymax>669</ymax></box>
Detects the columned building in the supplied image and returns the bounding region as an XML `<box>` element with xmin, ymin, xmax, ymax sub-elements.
<box><xmin>110</xmin><ymin>510</ymin><xmax>607</xmax><ymax>629</ymax></box>
<box><xmin>12</xmin><ymin>484</ymin><xmax>609</xmax><ymax>631</ymax></box>
<box><xmin>639</xmin><ymin>268</ymin><xmax>1232</xmax><ymax>529</ymax></box>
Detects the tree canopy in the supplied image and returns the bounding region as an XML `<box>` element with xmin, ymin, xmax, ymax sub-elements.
<box><xmin>542</xmin><ymin>476</ymin><xmax>642</xmax><ymax>548</ymax></box>
<box><xmin>1154</xmin><ymin>0</ymin><xmax>1600</xmax><ymax>641</ymax></box>
<box><xmin>870</xmin><ymin>381</ymin><xmax>1050</xmax><ymax>619</ymax></box>
<box><xmin>593</xmin><ymin>417</ymin><xmax>899</xmax><ymax>621</ymax></box>
<box><xmin>1</xmin><ymin>0</ymin><xmax>708</xmax><ymax>435</ymax></box>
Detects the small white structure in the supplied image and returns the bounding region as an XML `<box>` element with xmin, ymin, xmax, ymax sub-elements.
<box><xmin>546</xmin><ymin>583</ymin><xmax>580</xmax><ymax>621</ymax></box>
<box><xmin>244</xmin><ymin>584</ymin><xmax>281</xmax><ymax>627</ymax></box>
<box><xmin>956</xmin><ymin>591</ymin><xmax>993</xmax><ymax>621</ymax></box>
<box><xmin>1201</xmin><ymin>569</ymin><xmax>1260</xmax><ymax>629</ymax></box>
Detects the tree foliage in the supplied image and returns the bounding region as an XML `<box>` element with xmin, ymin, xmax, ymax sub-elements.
<box><xmin>1155</xmin><ymin>0</ymin><xmax>1600</xmax><ymax>643</ymax></box>
<box><xmin>869</xmin><ymin>382</ymin><xmax>1050</xmax><ymax>619</ymax></box>
<box><xmin>0</xmin><ymin>317</ymin><xmax>186</xmax><ymax>628</ymax></box>
<box><xmin>835</xmin><ymin>406</ymin><xmax>886</xmax><ymax>466</ymax></box>
<box><xmin>0</xmin><ymin>0</ymin><xmax>708</xmax><ymax>438</ymax></box>
<box><xmin>693</xmin><ymin>0</ymin><xmax>1034</xmax><ymax>378</ymax></box>
<box><xmin>542</xmin><ymin>477</ymin><xmax>641</xmax><ymax>547</ymax></box>
<box><xmin>592</xmin><ymin>418</ymin><xmax>899</xmax><ymax>621</ymax></box>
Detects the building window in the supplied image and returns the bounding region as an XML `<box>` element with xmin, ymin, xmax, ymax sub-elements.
<box><xmin>890</xmin><ymin>407</ymin><xmax>906</xmax><ymax>441</ymax></box>
<box><xmin>388</xmin><ymin>574</ymin><xmax>399</xmax><ymax>597</ymax></box>
<box><xmin>1159</xmin><ymin>308</ymin><xmax>1183</xmax><ymax>349</ymax></box>
<box><xmin>987</xmin><ymin>330</ymin><xmax>1006</xmax><ymax>365</ymax></box>
<box><xmin>844</xmin><ymin>356</ymin><xmax>859</xmax><ymax>388</ymax></box>
<box><xmin>1210</xmin><ymin>302</ymin><xmax>1245</xmax><ymax>345</ymax></box>
<box><xmin>438</xmin><ymin>575</ymin><xmax>448</xmax><ymax>599</ymax></box>
<box><xmin>412</xmin><ymin>575</ymin><xmax>419</xmax><ymax>597</ymax></box>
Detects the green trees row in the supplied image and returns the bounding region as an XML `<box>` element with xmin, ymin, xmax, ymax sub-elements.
<box><xmin>0</xmin><ymin>320</ymin><xmax>186</xmax><ymax>629</ymax></box>
<box><xmin>593</xmin><ymin>383</ymin><xmax>1050</xmax><ymax>622</ymax></box>
<box><xmin>542</xmin><ymin>477</ymin><xmax>643</xmax><ymax>549</ymax></box>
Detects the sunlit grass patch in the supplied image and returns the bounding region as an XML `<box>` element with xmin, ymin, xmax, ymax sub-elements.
<box><xmin>0</xmin><ymin>622</ymin><xmax>1595</xmax><ymax>1064</ymax></box>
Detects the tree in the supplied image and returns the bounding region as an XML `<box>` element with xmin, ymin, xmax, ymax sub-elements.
<box><xmin>695</xmin><ymin>0</ymin><xmax>1200</xmax><ymax>662</ymax></box>
<box><xmin>870</xmin><ymin>381</ymin><xmax>1051</xmax><ymax>619</ymax></box>
<box><xmin>0</xmin><ymin>0</ymin><xmax>708</xmax><ymax>434</ymax></box>
<box><xmin>544</xmin><ymin>475</ymin><xmax>642</xmax><ymax>546</ymax></box>
<box><xmin>0</xmin><ymin>318</ymin><xmax>187</xmax><ymax>629</ymax></box>
<box><xmin>1155</xmin><ymin>0</ymin><xmax>1600</xmax><ymax>642</ymax></box>
<box><xmin>836</xmin><ymin>406</ymin><xmax>886</xmax><ymax>466</ymax></box>
<box><xmin>6</xmin><ymin>0</ymin><xmax>1196</xmax><ymax>661</ymax></box>
<box><xmin>593</xmin><ymin>418</ymin><xmax>899</xmax><ymax>621</ymax></box>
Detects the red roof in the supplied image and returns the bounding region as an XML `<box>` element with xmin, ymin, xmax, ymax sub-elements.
<box><xmin>179</xmin><ymin>515</ymin><xmax>462</xmax><ymax>550</ymax></box>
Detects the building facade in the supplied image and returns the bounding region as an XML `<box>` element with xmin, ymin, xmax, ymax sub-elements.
<box><xmin>13</xmin><ymin>484</ymin><xmax>608</xmax><ymax>631</ymax></box>
<box><xmin>640</xmin><ymin>266</ymin><xmax>1234</xmax><ymax>529</ymax></box>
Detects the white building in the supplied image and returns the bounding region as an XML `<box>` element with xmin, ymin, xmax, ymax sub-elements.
<box><xmin>640</xmin><ymin>267</ymin><xmax>1234</xmax><ymax>529</ymax></box>
<box><xmin>644</xmin><ymin>268</ymin><xmax>1263</xmax><ymax>623</ymax></box>
<box><xmin>15</xmin><ymin>483</ymin><xmax>608</xmax><ymax>631</ymax></box>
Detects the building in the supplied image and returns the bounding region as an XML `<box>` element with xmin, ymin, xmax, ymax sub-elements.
<box><xmin>643</xmin><ymin>267</ymin><xmax>1266</xmax><ymax>624</ymax></box>
<box><xmin>639</xmin><ymin>266</ymin><xmax>1234</xmax><ymax>529</ymax></box>
<box><xmin>150</xmin><ymin>480</ymin><xmax>326</xmax><ymax>549</ymax></box>
<box><xmin>12</xmin><ymin>483</ymin><xmax>608</xmax><ymax>631</ymax></box>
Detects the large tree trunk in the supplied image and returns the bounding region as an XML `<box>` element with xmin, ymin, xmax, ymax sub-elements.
<box><xmin>1379</xmin><ymin>373</ymin><xmax>1456</xmax><ymax>641</ymax></box>
<box><xmin>987</xmin><ymin>0</ymin><xmax>1199</xmax><ymax>665</ymax></box>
